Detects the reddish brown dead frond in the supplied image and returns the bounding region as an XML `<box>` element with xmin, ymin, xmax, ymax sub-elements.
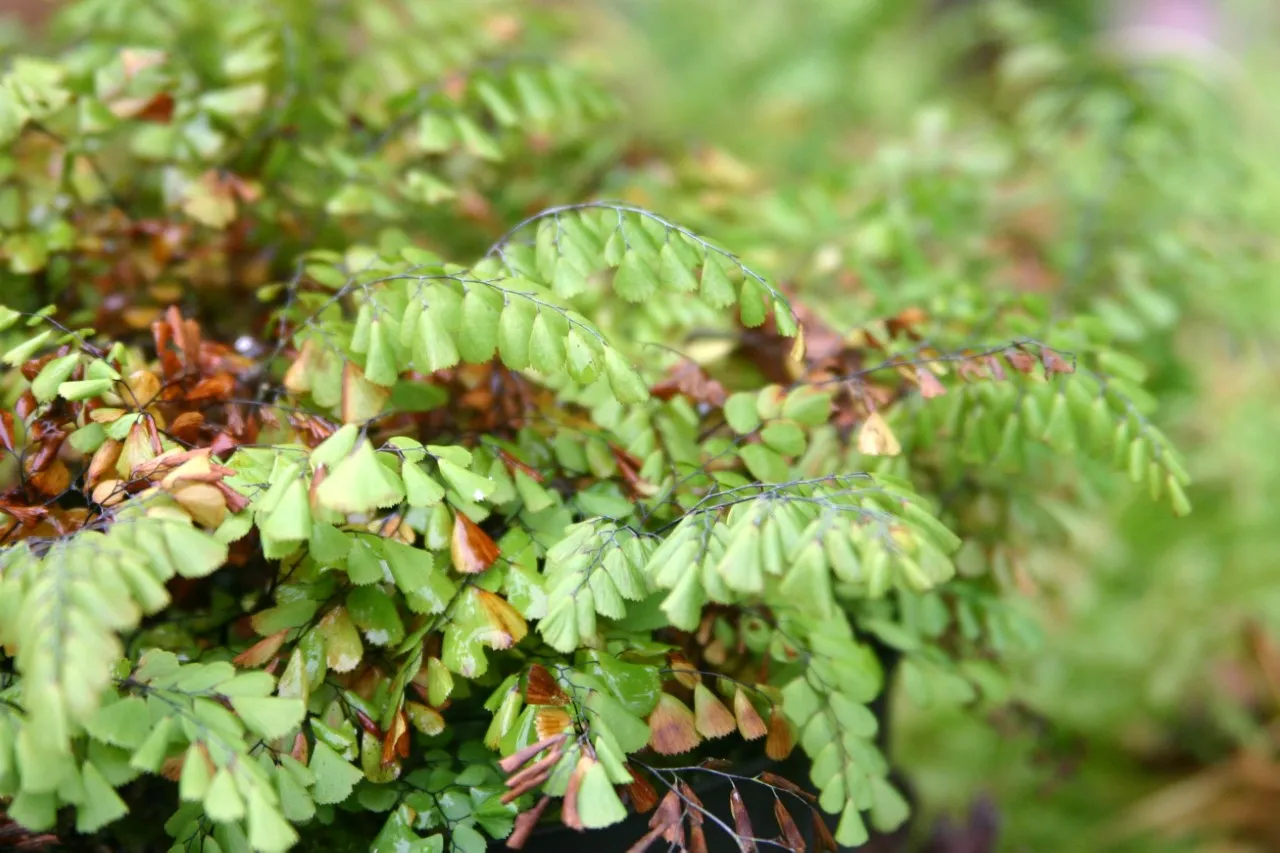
<box><xmin>765</xmin><ymin>709</ymin><xmax>796</xmax><ymax>760</ymax></box>
<box><xmin>380</xmin><ymin>706</ymin><xmax>410</xmax><ymax>766</ymax></box>
<box><xmin>475</xmin><ymin>590</ymin><xmax>528</xmax><ymax>648</ymax></box>
<box><xmin>668</xmin><ymin>652</ymin><xmax>701</xmax><ymax>689</ymax></box>
<box><xmin>611</xmin><ymin>444</ymin><xmax>658</xmax><ymax>499</ymax></box>
<box><xmin>498</xmin><ymin>733</ymin><xmax>569</xmax><ymax>775</ymax></box>
<box><xmin>626</xmin><ymin>766</ymin><xmax>660</xmax><ymax>814</ymax></box>
<box><xmin>525</xmin><ymin>663</ymin><xmax>569</xmax><ymax>706</ymax></box>
<box><xmin>534</xmin><ymin>707</ymin><xmax>573</xmax><ymax>741</ymax></box>
<box><xmin>0</xmin><ymin>813</ymin><xmax>61</xmax><ymax>850</ymax></box>
<box><xmin>506</xmin><ymin>795</ymin><xmax>551</xmax><ymax>850</ymax></box>
<box><xmin>452</xmin><ymin>511</ymin><xmax>500</xmax><ymax>574</ymax></box>
<box><xmin>758</xmin><ymin>771</ymin><xmax>816</xmax><ymax>803</ymax></box>
<box><xmin>734</xmin><ymin>688</ymin><xmax>768</xmax><ymax>741</ymax></box>
<box><xmin>774</xmin><ymin>799</ymin><xmax>807</xmax><ymax>852</ymax></box>
<box><xmin>648</xmin><ymin>694</ymin><xmax>702</xmax><ymax>755</ymax></box>
<box><xmin>916</xmin><ymin>367</ymin><xmax>947</xmax><ymax>399</ymax></box>
<box><xmin>693</xmin><ymin>682</ymin><xmax>737</xmax><ymax>739</ymax></box>
<box><xmin>812</xmin><ymin>809</ymin><xmax>839</xmax><ymax>853</ymax></box>
<box><xmin>682</xmin><ymin>782</ymin><xmax>707</xmax><ymax>853</ymax></box>
<box><xmin>730</xmin><ymin>788</ymin><xmax>758</xmax><ymax>852</ymax></box>
<box><xmin>496</xmin><ymin>447</ymin><xmax>545</xmax><ymax>482</ymax></box>
<box><xmin>560</xmin><ymin>756</ymin><xmax>591</xmax><ymax>831</ymax></box>
<box><xmin>232</xmin><ymin>629</ymin><xmax>288</xmax><ymax>668</ymax></box>
<box><xmin>650</xmin><ymin>359</ymin><xmax>727</xmax><ymax>408</ymax></box>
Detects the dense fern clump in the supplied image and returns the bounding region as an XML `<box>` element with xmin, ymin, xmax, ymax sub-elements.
<box><xmin>0</xmin><ymin>1</ymin><xmax>1191</xmax><ymax>851</ymax></box>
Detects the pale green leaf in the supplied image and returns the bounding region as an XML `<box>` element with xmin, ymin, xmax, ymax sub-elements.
<box><xmin>724</xmin><ymin>392</ymin><xmax>761</xmax><ymax>434</ymax></box>
<box><xmin>2</xmin><ymin>328</ymin><xmax>52</xmax><ymax>365</ymax></box>
<box><xmin>247</xmin><ymin>785</ymin><xmax>299</xmax><ymax>853</ymax></box>
<box><xmin>603</xmin><ymin>348</ymin><xmax>648</xmax><ymax>404</ymax></box>
<box><xmin>613</xmin><ymin>251</ymin><xmax>656</xmax><ymax>302</ymax></box>
<box><xmin>309</xmin><ymin>741</ymin><xmax>364</xmax><ymax>805</ymax></box>
<box><xmin>85</xmin><ymin>696</ymin><xmax>150</xmax><ymax>750</ymax></box>
<box><xmin>382</xmin><ymin>539</ymin><xmax>455</xmax><ymax>614</ymax></box>
<box><xmin>230</xmin><ymin>696</ymin><xmax>305</xmax><ymax>741</ymax></box>
<box><xmin>414</xmin><ymin>307</ymin><xmax>460</xmax><ymax>373</ymax></box>
<box><xmin>497</xmin><ymin>298</ymin><xmax>535</xmax><ymax>370</ymax></box>
<box><xmin>129</xmin><ymin>716</ymin><xmax>177</xmax><ymax>772</ymax></box>
<box><xmin>437</xmin><ymin>459</ymin><xmax>494</xmax><ymax>503</ymax></box>
<box><xmin>364</xmin><ymin>319</ymin><xmax>400</xmax><ymax>387</ymax></box>
<box><xmin>740</xmin><ymin>444</ymin><xmax>788</xmax><ymax>483</ymax></box>
<box><xmin>346</xmin><ymin>585</ymin><xmax>406</xmax><ymax>646</ymax></box>
<box><xmin>204</xmin><ymin>769</ymin><xmax>245</xmax><ymax>822</ymax></box>
<box><xmin>403</xmin><ymin>462</ymin><xmax>445</xmax><ymax>507</ymax></box>
<box><xmin>565</xmin><ymin>328</ymin><xmax>599</xmax><ymax>384</ymax></box>
<box><xmin>660</xmin><ymin>242</ymin><xmax>698</xmax><ymax>292</ymax></box>
<box><xmin>459</xmin><ymin>288</ymin><xmax>500</xmax><ymax>363</ymax></box>
<box><xmin>579</xmin><ymin>760</ymin><xmax>627</xmax><ymax>829</ymax></box>
<box><xmin>31</xmin><ymin>353</ymin><xmax>80</xmax><ymax>403</ymax></box>
<box><xmin>316</xmin><ymin>441</ymin><xmax>404</xmax><ymax>514</ymax></box>
<box><xmin>258</xmin><ymin>477</ymin><xmax>311</xmax><ymax>543</ymax></box>
<box><xmin>75</xmin><ymin>761</ymin><xmax>129</xmax><ymax>833</ymax></box>
<box><xmin>59</xmin><ymin>378</ymin><xmax>114</xmax><ymax>401</ymax></box>
<box><xmin>700</xmin><ymin>255</ymin><xmax>736</xmax><ymax>307</ymax></box>
<box><xmin>528</xmin><ymin>312</ymin><xmax>565</xmax><ymax>375</ymax></box>
<box><xmin>761</xmin><ymin>421</ymin><xmax>806</xmax><ymax>457</ymax></box>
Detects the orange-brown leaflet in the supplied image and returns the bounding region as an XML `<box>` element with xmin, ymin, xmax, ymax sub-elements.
<box><xmin>524</xmin><ymin>663</ymin><xmax>569</xmax><ymax>706</ymax></box>
<box><xmin>354</xmin><ymin>708</ymin><xmax>382</xmax><ymax>740</ymax></box>
<box><xmin>652</xmin><ymin>789</ymin><xmax>684</xmax><ymax>848</ymax></box>
<box><xmin>650</xmin><ymin>360</ymin><xmax>727</xmax><ymax>408</ymax></box>
<box><xmin>757</xmin><ymin>772</ymin><xmax>815</xmax><ymax>802</ymax></box>
<box><xmin>610</xmin><ymin>443</ymin><xmax>657</xmax><ymax>499</ymax></box>
<box><xmin>0</xmin><ymin>501</ymin><xmax>48</xmax><ymax>529</ymax></box>
<box><xmin>186</xmin><ymin>373</ymin><xmax>236</xmax><ymax>402</ymax></box>
<box><xmin>452</xmin><ymin>512</ymin><xmax>500</xmax><ymax>574</ymax></box>
<box><xmin>668</xmin><ymin>652</ymin><xmax>701</xmax><ymax>689</ymax></box>
<box><xmin>765</xmin><ymin>710</ymin><xmax>795</xmax><ymax>760</ymax></box>
<box><xmin>916</xmin><ymin>367</ymin><xmax>947</xmax><ymax>399</ymax></box>
<box><xmin>0</xmin><ymin>411</ymin><xmax>15</xmax><ymax>454</ymax></box>
<box><xmin>14</xmin><ymin>391</ymin><xmax>35</xmax><ymax>421</ymax></box>
<box><xmin>733</xmin><ymin>689</ymin><xmax>767</xmax><ymax>741</ymax></box>
<box><xmin>681</xmin><ymin>781</ymin><xmax>707</xmax><ymax>853</ymax></box>
<box><xmin>729</xmin><ymin>788</ymin><xmax>757</xmax><ymax>852</ymax></box>
<box><xmin>560</xmin><ymin>757</ymin><xmax>589</xmax><ymax>831</ymax></box>
<box><xmin>774</xmin><ymin>799</ymin><xmax>807</xmax><ymax>852</ymax></box>
<box><xmin>533</xmin><ymin>707</ymin><xmax>572</xmax><ymax>741</ymax></box>
<box><xmin>498</xmin><ymin>733</ymin><xmax>569</xmax><ymax>775</ymax></box>
<box><xmin>497</xmin><ymin>447</ymin><xmax>544</xmax><ymax>483</ymax></box>
<box><xmin>811</xmin><ymin>809</ymin><xmax>838</xmax><ymax>852</ymax></box>
<box><xmin>27</xmin><ymin>459</ymin><xmax>72</xmax><ymax>498</ymax></box>
<box><xmin>625</xmin><ymin>767</ymin><xmax>659</xmax><ymax>814</ymax></box>
<box><xmin>381</xmin><ymin>707</ymin><xmax>410</xmax><ymax>766</ymax></box>
<box><xmin>500</xmin><ymin>748</ymin><xmax>563</xmax><ymax>804</ymax></box>
<box><xmin>693</xmin><ymin>684</ymin><xmax>737</xmax><ymax>739</ymax></box>
<box><xmin>232</xmin><ymin>630</ymin><xmax>288</xmax><ymax>668</ymax></box>
<box><xmin>648</xmin><ymin>695</ymin><xmax>702</xmax><ymax>755</ymax></box>
<box><xmin>505</xmin><ymin>795</ymin><xmax>551</xmax><ymax>850</ymax></box>
<box><xmin>504</xmin><ymin>748</ymin><xmax>564</xmax><ymax>792</ymax></box>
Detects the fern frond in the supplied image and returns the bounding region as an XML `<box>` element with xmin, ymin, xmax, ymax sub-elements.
<box><xmin>776</xmin><ymin>613</ymin><xmax>903</xmax><ymax>847</ymax></box>
<box><xmin>0</xmin><ymin>504</ymin><xmax>227</xmax><ymax>776</ymax></box>
<box><xmin>486</xmin><ymin>202</ymin><xmax>799</xmax><ymax>337</ymax></box>
<box><xmin>537</xmin><ymin>521</ymin><xmax>653</xmax><ymax>652</ymax></box>
<box><xmin>640</xmin><ymin>475</ymin><xmax>960</xmax><ymax>630</ymax></box>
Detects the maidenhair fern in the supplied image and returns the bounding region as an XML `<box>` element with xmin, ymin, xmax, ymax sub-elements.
<box><xmin>0</xmin><ymin>1</ymin><xmax>1194</xmax><ymax>851</ymax></box>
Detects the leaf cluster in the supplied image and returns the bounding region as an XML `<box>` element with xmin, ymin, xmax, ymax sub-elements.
<box><xmin>0</xmin><ymin>1</ymin><xmax>1195</xmax><ymax>852</ymax></box>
